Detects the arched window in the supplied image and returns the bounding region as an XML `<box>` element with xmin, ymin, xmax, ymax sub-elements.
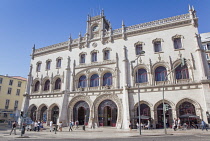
<box><xmin>46</xmin><ymin>61</ymin><xmax>51</xmax><ymax>70</ymax></box>
<box><xmin>54</xmin><ymin>78</ymin><xmax>61</xmax><ymax>90</ymax></box>
<box><xmin>56</xmin><ymin>58</ymin><xmax>62</xmax><ymax>68</ymax></box>
<box><xmin>44</xmin><ymin>80</ymin><xmax>50</xmax><ymax>91</ymax></box>
<box><xmin>103</xmin><ymin>73</ymin><xmax>112</xmax><ymax>86</ymax></box>
<box><xmin>136</xmin><ymin>69</ymin><xmax>147</xmax><ymax>83</ymax></box>
<box><xmin>34</xmin><ymin>81</ymin><xmax>40</xmax><ymax>92</ymax></box>
<box><xmin>78</xmin><ymin>75</ymin><xmax>87</xmax><ymax>88</ymax></box>
<box><xmin>90</xmin><ymin>74</ymin><xmax>99</xmax><ymax>87</ymax></box>
<box><xmin>175</xmin><ymin>64</ymin><xmax>189</xmax><ymax>79</ymax></box>
<box><xmin>135</xmin><ymin>44</ymin><xmax>143</xmax><ymax>55</ymax></box>
<box><xmin>36</xmin><ymin>62</ymin><xmax>41</xmax><ymax>72</ymax></box>
<box><xmin>155</xmin><ymin>66</ymin><xmax>167</xmax><ymax>81</ymax></box>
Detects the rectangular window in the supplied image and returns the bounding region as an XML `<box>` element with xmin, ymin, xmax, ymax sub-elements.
<box><xmin>104</xmin><ymin>50</ymin><xmax>110</xmax><ymax>60</ymax></box>
<box><xmin>80</xmin><ymin>54</ymin><xmax>86</xmax><ymax>63</ymax></box>
<box><xmin>7</xmin><ymin>88</ymin><xmax>12</xmax><ymax>94</ymax></box>
<box><xmin>14</xmin><ymin>101</ymin><xmax>18</xmax><ymax>110</ymax></box>
<box><xmin>154</xmin><ymin>41</ymin><xmax>162</xmax><ymax>52</ymax></box>
<box><xmin>16</xmin><ymin>89</ymin><xmax>20</xmax><ymax>96</ymax></box>
<box><xmin>5</xmin><ymin>99</ymin><xmax>10</xmax><ymax>109</ymax></box>
<box><xmin>136</xmin><ymin>44</ymin><xmax>143</xmax><ymax>55</ymax></box>
<box><xmin>46</xmin><ymin>61</ymin><xmax>51</xmax><ymax>70</ymax></box>
<box><xmin>4</xmin><ymin>113</ymin><xmax>7</xmax><ymax>118</ymax></box>
<box><xmin>18</xmin><ymin>81</ymin><xmax>22</xmax><ymax>87</ymax></box>
<box><xmin>208</xmin><ymin>63</ymin><xmax>210</xmax><ymax>69</ymax></box>
<box><xmin>0</xmin><ymin>78</ymin><xmax>3</xmax><ymax>84</ymax></box>
<box><xmin>207</xmin><ymin>43</ymin><xmax>210</xmax><ymax>50</ymax></box>
<box><xmin>206</xmin><ymin>54</ymin><xmax>209</xmax><ymax>60</ymax></box>
<box><xmin>203</xmin><ymin>45</ymin><xmax>207</xmax><ymax>50</ymax></box>
<box><xmin>0</xmin><ymin>86</ymin><xmax>1</xmax><ymax>91</ymax></box>
<box><xmin>36</xmin><ymin>63</ymin><xmax>41</xmax><ymax>72</ymax></box>
<box><xmin>56</xmin><ymin>59</ymin><xmax>61</xmax><ymax>68</ymax></box>
<box><xmin>174</xmin><ymin>38</ymin><xmax>182</xmax><ymax>49</ymax></box>
<box><xmin>9</xmin><ymin>80</ymin><xmax>13</xmax><ymax>85</ymax></box>
<box><xmin>92</xmin><ymin>52</ymin><xmax>97</xmax><ymax>62</ymax></box>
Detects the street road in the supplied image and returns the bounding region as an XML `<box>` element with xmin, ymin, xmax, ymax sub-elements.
<box><xmin>1</xmin><ymin>134</ymin><xmax>209</xmax><ymax>141</ymax></box>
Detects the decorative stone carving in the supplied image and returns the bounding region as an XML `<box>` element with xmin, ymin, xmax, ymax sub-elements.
<box><xmin>152</xmin><ymin>38</ymin><xmax>164</xmax><ymax>43</ymax></box>
<box><xmin>92</xmin><ymin>42</ymin><xmax>97</xmax><ymax>48</ymax></box>
<box><xmin>172</xmin><ymin>34</ymin><xmax>184</xmax><ymax>40</ymax></box>
<box><xmin>134</xmin><ymin>41</ymin><xmax>145</xmax><ymax>46</ymax></box>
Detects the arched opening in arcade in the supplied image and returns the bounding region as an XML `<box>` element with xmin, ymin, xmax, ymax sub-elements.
<box><xmin>136</xmin><ymin>104</ymin><xmax>151</xmax><ymax>126</ymax></box>
<box><xmin>157</xmin><ymin>103</ymin><xmax>172</xmax><ymax>128</ymax></box>
<box><xmin>73</xmin><ymin>101</ymin><xmax>90</xmax><ymax>125</ymax></box>
<box><xmin>98</xmin><ymin>100</ymin><xmax>117</xmax><ymax>127</ymax></box>
<box><xmin>30</xmin><ymin>106</ymin><xmax>37</xmax><ymax>121</ymax></box>
<box><xmin>40</xmin><ymin>106</ymin><xmax>47</xmax><ymax>122</ymax></box>
<box><xmin>51</xmin><ymin>106</ymin><xmax>59</xmax><ymax>124</ymax></box>
<box><xmin>179</xmin><ymin>101</ymin><xmax>199</xmax><ymax>126</ymax></box>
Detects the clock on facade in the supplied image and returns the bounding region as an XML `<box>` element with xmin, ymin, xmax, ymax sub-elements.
<box><xmin>92</xmin><ymin>25</ymin><xmax>98</xmax><ymax>32</ymax></box>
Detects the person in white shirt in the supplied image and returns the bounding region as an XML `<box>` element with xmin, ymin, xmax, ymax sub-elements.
<box><xmin>49</xmin><ymin>121</ymin><xmax>53</xmax><ymax>132</ymax></box>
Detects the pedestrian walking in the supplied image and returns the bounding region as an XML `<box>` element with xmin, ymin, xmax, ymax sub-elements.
<box><xmin>37</xmin><ymin>120</ymin><xmax>41</xmax><ymax>132</ymax></box>
<box><xmin>177</xmin><ymin>118</ymin><xmax>181</xmax><ymax>129</ymax></box>
<box><xmin>69</xmin><ymin>121</ymin><xmax>73</xmax><ymax>131</ymax></box>
<box><xmin>50</xmin><ymin>121</ymin><xmax>53</xmax><ymax>132</ymax></box>
<box><xmin>10</xmin><ymin>121</ymin><xmax>17</xmax><ymax>135</ymax></box>
<box><xmin>40</xmin><ymin>120</ymin><xmax>44</xmax><ymax>131</ymax></box>
<box><xmin>201</xmin><ymin>119</ymin><xmax>208</xmax><ymax>131</ymax></box>
<box><xmin>75</xmin><ymin>120</ymin><xmax>79</xmax><ymax>129</ymax></box>
<box><xmin>34</xmin><ymin>120</ymin><xmax>38</xmax><ymax>131</ymax></box>
<box><xmin>173</xmin><ymin>118</ymin><xmax>177</xmax><ymax>131</ymax></box>
<box><xmin>129</xmin><ymin>121</ymin><xmax>131</xmax><ymax>131</ymax></box>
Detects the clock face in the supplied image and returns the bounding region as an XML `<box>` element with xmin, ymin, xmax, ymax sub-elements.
<box><xmin>92</xmin><ymin>25</ymin><xmax>98</xmax><ymax>32</ymax></box>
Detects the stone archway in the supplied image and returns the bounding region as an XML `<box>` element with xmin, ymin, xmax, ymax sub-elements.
<box><xmin>154</xmin><ymin>100</ymin><xmax>175</xmax><ymax>128</ymax></box>
<box><xmin>28</xmin><ymin>104</ymin><xmax>38</xmax><ymax>121</ymax></box>
<box><xmin>176</xmin><ymin>98</ymin><xmax>202</xmax><ymax>123</ymax></box>
<box><xmin>37</xmin><ymin>104</ymin><xmax>48</xmax><ymax>122</ymax></box>
<box><xmin>48</xmin><ymin>103</ymin><xmax>60</xmax><ymax>124</ymax></box>
<box><xmin>94</xmin><ymin>94</ymin><xmax>122</xmax><ymax>129</ymax></box>
<box><xmin>68</xmin><ymin>95</ymin><xmax>92</xmax><ymax>126</ymax></box>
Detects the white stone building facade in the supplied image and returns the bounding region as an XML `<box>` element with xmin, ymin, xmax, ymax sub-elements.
<box><xmin>22</xmin><ymin>6</ymin><xmax>210</xmax><ymax>129</ymax></box>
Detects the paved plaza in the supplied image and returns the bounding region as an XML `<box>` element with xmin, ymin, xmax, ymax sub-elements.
<box><xmin>0</xmin><ymin>123</ymin><xmax>209</xmax><ymax>141</ymax></box>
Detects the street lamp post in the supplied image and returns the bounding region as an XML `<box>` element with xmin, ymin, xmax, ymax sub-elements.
<box><xmin>162</xmin><ymin>57</ymin><xmax>186</xmax><ymax>134</ymax></box>
<box><xmin>131</xmin><ymin>51</ymin><xmax>145</xmax><ymax>135</ymax></box>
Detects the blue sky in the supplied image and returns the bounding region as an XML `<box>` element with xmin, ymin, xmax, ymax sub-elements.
<box><xmin>0</xmin><ymin>0</ymin><xmax>209</xmax><ymax>78</ymax></box>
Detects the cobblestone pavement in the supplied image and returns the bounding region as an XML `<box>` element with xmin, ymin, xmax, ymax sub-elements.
<box><xmin>0</xmin><ymin>124</ymin><xmax>209</xmax><ymax>141</ymax></box>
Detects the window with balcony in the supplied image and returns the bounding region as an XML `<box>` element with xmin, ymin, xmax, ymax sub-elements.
<box><xmin>9</xmin><ymin>80</ymin><xmax>13</xmax><ymax>85</ymax></box>
<box><xmin>135</xmin><ymin>44</ymin><xmax>143</xmax><ymax>55</ymax></box>
<box><xmin>90</xmin><ymin>74</ymin><xmax>99</xmax><ymax>87</ymax></box>
<box><xmin>7</xmin><ymin>88</ymin><xmax>12</xmax><ymax>94</ymax></box>
<box><xmin>207</xmin><ymin>43</ymin><xmax>210</xmax><ymax>50</ymax></box>
<box><xmin>136</xmin><ymin>69</ymin><xmax>148</xmax><ymax>83</ymax></box>
<box><xmin>78</xmin><ymin>75</ymin><xmax>87</xmax><ymax>88</ymax></box>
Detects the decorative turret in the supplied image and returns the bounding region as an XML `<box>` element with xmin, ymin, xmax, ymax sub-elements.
<box><xmin>68</xmin><ymin>34</ymin><xmax>72</xmax><ymax>51</ymax></box>
<box><xmin>122</xmin><ymin>20</ymin><xmax>126</xmax><ymax>40</ymax></box>
<box><xmin>188</xmin><ymin>5</ymin><xmax>197</xmax><ymax>27</ymax></box>
<box><xmin>31</xmin><ymin>44</ymin><xmax>35</xmax><ymax>60</ymax></box>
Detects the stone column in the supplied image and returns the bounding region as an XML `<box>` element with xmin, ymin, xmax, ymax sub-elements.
<box><xmin>122</xmin><ymin>46</ymin><xmax>130</xmax><ymax>129</ymax></box>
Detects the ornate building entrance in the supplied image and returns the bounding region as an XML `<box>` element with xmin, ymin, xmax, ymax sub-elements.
<box><xmin>40</xmin><ymin>106</ymin><xmax>47</xmax><ymax>122</ymax></box>
<box><xmin>30</xmin><ymin>106</ymin><xmax>37</xmax><ymax>121</ymax></box>
<box><xmin>157</xmin><ymin>103</ymin><xmax>172</xmax><ymax>128</ymax></box>
<box><xmin>73</xmin><ymin>101</ymin><xmax>90</xmax><ymax>125</ymax></box>
<box><xmin>98</xmin><ymin>100</ymin><xmax>117</xmax><ymax>127</ymax></box>
<box><xmin>51</xmin><ymin>106</ymin><xmax>59</xmax><ymax>124</ymax></box>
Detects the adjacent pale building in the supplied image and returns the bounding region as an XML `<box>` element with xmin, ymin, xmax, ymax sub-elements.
<box><xmin>201</xmin><ymin>32</ymin><xmax>210</xmax><ymax>72</ymax></box>
<box><xmin>0</xmin><ymin>75</ymin><xmax>26</xmax><ymax>122</ymax></box>
<box><xmin>22</xmin><ymin>6</ymin><xmax>210</xmax><ymax>129</ymax></box>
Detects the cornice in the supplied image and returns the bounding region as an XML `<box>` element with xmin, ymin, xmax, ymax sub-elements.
<box><xmin>33</xmin><ymin>13</ymin><xmax>192</xmax><ymax>57</ymax></box>
<box><xmin>75</xmin><ymin>60</ymin><xmax>116</xmax><ymax>69</ymax></box>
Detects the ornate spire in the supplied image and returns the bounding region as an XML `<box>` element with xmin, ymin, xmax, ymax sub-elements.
<box><xmin>68</xmin><ymin>34</ymin><xmax>72</xmax><ymax>51</ymax></box>
<box><xmin>31</xmin><ymin>44</ymin><xmax>35</xmax><ymax>60</ymax></box>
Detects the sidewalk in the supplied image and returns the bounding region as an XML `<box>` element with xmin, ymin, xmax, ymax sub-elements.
<box><xmin>0</xmin><ymin>125</ymin><xmax>209</xmax><ymax>140</ymax></box>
